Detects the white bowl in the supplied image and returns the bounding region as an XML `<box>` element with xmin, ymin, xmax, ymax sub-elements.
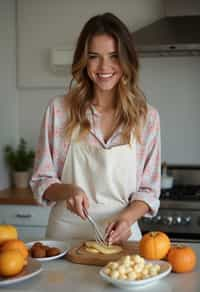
<box><xmin>99</xmin><ymin>260</ymin><xmax>172</xmax><ymax>290</ymax></box>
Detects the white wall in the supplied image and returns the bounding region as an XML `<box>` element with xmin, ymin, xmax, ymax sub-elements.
<box><xmin>0</xmin><ymin>0</ymin><xmax>18</xmax><ymax>189</ymax></box>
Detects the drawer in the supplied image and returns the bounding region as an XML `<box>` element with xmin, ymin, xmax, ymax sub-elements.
<box><xmin>0</xmin><ymin>205</ymin><xmax>51</xmax><ymax>227</ymax></box>
<box><xmin>17</xmin><ymin>226</ymin><xmax>47</xmax><ymax>242</ymax></box>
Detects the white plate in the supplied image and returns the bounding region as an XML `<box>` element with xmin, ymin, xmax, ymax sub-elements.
<box><xmin>100</xmin><ymin>260</ymin><xmax>172</xmax><ymax>290</ymax></box>
<box><xmin>0</xmin><ymin>258</ymin><xmax>42</xmax><ymax>287</ymax></box>
<box><xmin>26</xmin><ymin>240</ymin><xmax>70</xmax><ymax>262</ymax></box>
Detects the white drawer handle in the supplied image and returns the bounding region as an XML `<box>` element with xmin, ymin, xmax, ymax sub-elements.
<box><xmin>16</xmin><ymin>214</ymin><xmax>32</xmax><ymax>218</ymax></box>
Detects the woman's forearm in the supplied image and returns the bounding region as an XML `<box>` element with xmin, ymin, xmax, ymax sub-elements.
<box><xmin>120</xmin><ymin>200</ymin><xmax>150</xmax><ymax>225</ymax></box>
<box><xmin>43</xmin><ymin>183</ymin><xmax>73</xmax><ymax>202</ymax></box>
<box><xmin>106</xmin><ymin>200</ymin><xmax>150</xmax><ymax>244</ymax></box>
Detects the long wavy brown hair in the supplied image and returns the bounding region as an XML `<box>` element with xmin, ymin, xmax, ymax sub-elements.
<box><xmin>65</xmin><ymin>12</ymin><xmax>147</xmax><ymax>143</ymax></box>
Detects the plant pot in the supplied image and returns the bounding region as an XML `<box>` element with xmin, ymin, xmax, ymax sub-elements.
<box><xmin>13</xmin><ymin>171</ymin><xmax>30</xmax><ymax>188</ymax></box>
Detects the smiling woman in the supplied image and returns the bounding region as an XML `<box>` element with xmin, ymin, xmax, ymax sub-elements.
<box><xmin>30</xmin><ymin>12</ymin><xmax>161</xmax><ymax>245</ymax></box>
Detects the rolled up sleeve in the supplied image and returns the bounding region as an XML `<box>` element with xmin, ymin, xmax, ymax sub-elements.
<box><xmin>130</xmin><ymin>107</ymin><xmax>161</xmax><ymax>217</ymax></box>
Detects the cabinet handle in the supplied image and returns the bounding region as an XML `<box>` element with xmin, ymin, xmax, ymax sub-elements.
<box><xmin>16</xmin><ymin>214</ymin><xmax>32</xmax><ymax>218</ymax></box>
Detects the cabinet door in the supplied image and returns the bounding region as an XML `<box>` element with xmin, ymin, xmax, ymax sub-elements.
<box><xmin>0</xmin><ymin>205</ymin><xmax>50</xmax><ymax>242</ymax></box>
<box><xmin>0</xmin><ymin>205</ymin><xmax>51</xmax><ymax>241</ymax></box>
<box><xmin>0</xmin><ymin>205</ymin><xmax>51</xmax><ymax>226</ymax></box>
<box><xmin>17</xmin><ymin>226</ymin><xmax>46</xmax><ymax>242</ymax></box>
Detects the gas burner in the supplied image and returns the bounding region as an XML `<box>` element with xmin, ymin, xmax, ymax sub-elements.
<box><xmin>161</xmin><ymin>185</ymin><xmax>200</xmax><ymax>201</ymax></box>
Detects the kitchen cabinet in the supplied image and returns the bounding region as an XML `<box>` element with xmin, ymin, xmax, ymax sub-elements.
<box><xmin>0</xmin><ymin>205</ymin><xmax>51</xmax><ymax>242</ymax></box>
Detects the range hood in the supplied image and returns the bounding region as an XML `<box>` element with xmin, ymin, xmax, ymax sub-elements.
<box><xmin>133</xmin><ymin>15</ymin><xmax>200</xmax><ymax>57</ymax></box>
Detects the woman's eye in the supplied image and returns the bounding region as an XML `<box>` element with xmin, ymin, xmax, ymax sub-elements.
<box><xmin>88</xmin><ymin>55</ymin><xmax>98</xmax><ymax>59</ymax></box>
<box><xmin>111</xmin><ymin>54</ymin><xmax>118</xmax><ymax>59</ymax></box>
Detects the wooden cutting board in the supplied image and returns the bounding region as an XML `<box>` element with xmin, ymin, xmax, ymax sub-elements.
<box><xmin>65</xmin><ymin>241</ymin><xmax>140</xmax><ymax>266</ymax></box>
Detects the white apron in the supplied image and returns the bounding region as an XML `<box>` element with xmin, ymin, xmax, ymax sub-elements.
<box><xmin>46</xmin><ymin>128</ymin><xmax>141</xmax><ymax>241</ymax></box>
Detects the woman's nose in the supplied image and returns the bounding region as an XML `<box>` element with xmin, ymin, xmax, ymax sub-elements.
<box><xmin>99</xmin><ymin>57</ymin><xmax>111</xmax><ymax>69</ymax></box>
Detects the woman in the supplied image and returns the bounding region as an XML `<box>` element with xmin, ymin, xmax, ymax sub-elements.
<box><xmin>30</xmin><ymin>12</ymin><xmax>161</xmax><ymax>244</ymax></box>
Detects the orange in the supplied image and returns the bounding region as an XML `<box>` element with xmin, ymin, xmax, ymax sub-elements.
<box><xmin>0</xmin><ymin>239</ymin><xmax>28</xmax><ymax>259</ymax></box>
<box><xmin>139</xmin><ymin>231</ymin><xmax>171</xmax><ymax>260</ymax></box>
<box><xmin>167</xmin><ymin>245</ymin><xmax>197</xmax><ymax>273</ymax></box>
<box><xmin>0</xmin><ymin>225</ymin><xmax>18</xmax><ymax>245</ymax></box>
<box><xmin>0</xmin><ymin>250</ymin><xmax>25</xmax><ymax>277</ymax></box>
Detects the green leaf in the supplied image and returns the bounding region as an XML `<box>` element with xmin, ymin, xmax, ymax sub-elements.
<box><xmin>3</xmin><ymin>138</ymin><xmax>35</xmax><ymax>171</ymax></box>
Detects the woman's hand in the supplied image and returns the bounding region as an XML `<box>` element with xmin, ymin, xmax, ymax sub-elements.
<box><xmin>105</xmin><ymin>201</ymin><xmax>149</xmax><ymax>244</ymax></box>
<box><xmin>65</xmin><ymin>184</ymin><xmax>89</xmax><ymax>219</ymax></box>
<box><xmin>105</xmin><ymin>218</ymin><xmax>132</xmax><ymax>244</ymax></box>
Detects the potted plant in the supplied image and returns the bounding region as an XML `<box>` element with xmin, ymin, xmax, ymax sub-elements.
<box><xmin>4</xmin><ymin>138</ymin><xmax>35</xmax><ymax>188</ymax></box>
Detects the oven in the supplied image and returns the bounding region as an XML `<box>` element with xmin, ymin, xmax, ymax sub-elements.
<box><xmin>139</xmin><ymin>166</ymin><xmax>200</xmax><ymax>243</ymax></box>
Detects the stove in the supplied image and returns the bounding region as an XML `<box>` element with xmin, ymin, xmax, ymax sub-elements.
<box><xmin>161</xmin><ymin>185</ymin><xmax>200</xmax><ymax>201</ymax></box>
<box><xmin>139</xmin><ymin>166</ymin><xmax>200</xmax><ymax>242</ymax></box>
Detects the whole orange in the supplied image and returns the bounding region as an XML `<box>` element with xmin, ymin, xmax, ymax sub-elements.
<box><xmin>0</xmin><ymin>225</ymin><xmax>18</xmax><ymax>245</ymax></box>
<box><xmin>0</xmin><ymin>250</ymin><xmax>25</xmax><ymax>277</ymax></box>
<box><xmin>0</xmin><ymin>239</ymin><xmax>28</xmax><ymax>260</ymax></box>
<box><xmin>139</xmin><ymin>231</ymin><xmax>171</xmax><ymax>260</ymax></box>
<box><xmin>167</xmin><ymin>245</ymin><xmax>197</xmax><ymax>273</ymax></box>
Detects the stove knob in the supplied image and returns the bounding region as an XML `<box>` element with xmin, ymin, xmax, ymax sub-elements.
<box><xmin>173</xmin><ymin>216</ymin><xmax>182</xmax><ymax>225</ymax></box>
<box><xmin>162</xmin><ymin>216</ymin><xmax>173</xmax><ymax>225</ymax></box>
<box><xmin>152</xmin><ymin>215</ymin><xmax>161</xmax><ymax>224</ymax></box>
<box><xmin>183</xmin><ymin>216</ymin><xmax>191</xmax><ymax>224</ymax></box>
<box><xmin>142</xmin><ymin>217</ymin><xmax>152</xmax><ymax>224</ymax></box>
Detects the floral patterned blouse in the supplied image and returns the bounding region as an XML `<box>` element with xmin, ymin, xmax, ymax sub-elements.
<box><xmin>30</xmin><ymin>95</ymin><xmax>161</xmax><ymax>217</ymax></box>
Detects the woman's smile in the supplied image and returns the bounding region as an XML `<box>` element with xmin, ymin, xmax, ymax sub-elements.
<box><xmin>96</xmin><ymin>73</ymin><xmax>114</xmax><ymax>81</ymax></box>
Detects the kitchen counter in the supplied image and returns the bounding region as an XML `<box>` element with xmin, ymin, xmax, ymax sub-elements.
<box><xmin>1</xmin><ymin>241</ymin><xmax>200</xmax><ymax>292</ymax></box>
<box><xmin>0</xmin><ymin>188</ymin><xmax>37</xmax><ymax>205</ymax></box>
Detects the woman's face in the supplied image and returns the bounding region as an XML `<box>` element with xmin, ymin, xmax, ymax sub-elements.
<box><xmin>87</xmin><ymin>34</ymin><xmax>123</xmax><ymax>94</ymax></box>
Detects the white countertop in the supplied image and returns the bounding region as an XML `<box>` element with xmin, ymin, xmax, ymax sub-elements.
<box><xmin>1</xmin><ymin>241</ymin><xmax>200</xmax><ymax>292</ymax></box>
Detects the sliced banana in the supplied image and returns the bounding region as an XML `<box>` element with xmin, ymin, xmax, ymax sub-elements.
<box><xmin>85</xmin><ymin>247</ymin><xmax>99</xmax><ymax>254</ymax></box>
<box><xmin>85</xmin><ymin>241</ymin><xmax>122</xmax><ymax>255</ymax></box>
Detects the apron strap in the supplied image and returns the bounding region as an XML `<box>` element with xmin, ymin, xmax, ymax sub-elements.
<box><xmin>130</xmin><ymin>130</ymin><xmax>136</xmax><ymax>146</ymax></box>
